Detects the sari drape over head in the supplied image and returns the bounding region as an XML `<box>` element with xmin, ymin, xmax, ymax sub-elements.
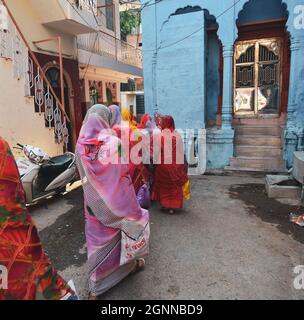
<box><xmin>0</xmin><ymin>137</ymin><xmax>73</xmax><ymax>300</ymax></box>
<box><xmin>122</xmin><ymin>108</ymin><xmax>138</xmax><ymax>130</ymax></box>
<box><xmin>109</xmin><ymin>105</ymin><xmax>121</xmax><ymax>128</ymax></box>
<box><xmin>76</xmin><ymin>105</ymin><xmax>149</xmax><ymax>296</ymax></box>
<box><xmin>152</xmin><ymin>115</ymin><xmax>189</xmax><ymax>209</ymax></box>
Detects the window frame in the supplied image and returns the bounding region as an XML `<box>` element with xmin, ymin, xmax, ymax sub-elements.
<box><xmin>105</xmin><ymin>0</ymin><xmax>114</xmax><ymax>31</ymax></box>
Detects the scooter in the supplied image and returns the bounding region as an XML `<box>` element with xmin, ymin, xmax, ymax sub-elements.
<box><xmin>15</xmin><ymin>143</ymin><xmax>77</xmax><ymax>205</ymax></box>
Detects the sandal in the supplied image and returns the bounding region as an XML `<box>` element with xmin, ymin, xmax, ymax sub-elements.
<box><xmin>88</xmin><ymin>292</ymin><xmax>97</xmax><ymax>300</ymax></box>
<box><xmin>133</xmin><ymin>258</ymin><xmax>145</xmax><ymax>274</ymax></box>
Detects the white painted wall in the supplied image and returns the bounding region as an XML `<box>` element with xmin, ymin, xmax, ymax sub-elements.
<box><xmin>120</xmin><ymin>92</ymin><xmax>137</xmax><ymax>114</ymax></box>
<box><xmin>8</xmin><ymin>0</ymin><xmax>76</xmax><ymax>57</ymax></box>
<box><xmin>0</xmin><ymin>58</ymin><xmax>64</xmax><ymax>157</ymax></box>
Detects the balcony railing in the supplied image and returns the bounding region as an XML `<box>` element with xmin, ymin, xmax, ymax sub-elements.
<box><xmin>77</xmin><ymin>32</ymin><xmax>143</xmax><ymax>69</ymax></box>
<box><xmin>74</xmin><ymin>0</ymin><xmax>97</xmax><ymax>15</ymax></box>
<box><xmin>121</xmin><ymin>80</ymin><xmax>136</xmax><ymax>92</ymax></box>
<box><xmin>121</xmin><ymin>80</ymin><xmax>144</xmax><ymax>92</ymax></box>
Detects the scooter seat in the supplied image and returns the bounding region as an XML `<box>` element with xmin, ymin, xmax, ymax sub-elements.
<box><xmin>40</xmin><ymin>153</ymin><xmax>74</xmax><ymax>181</ymax></box>
<box><xmin>49</xmin><ymin>154</ymin><xmax>74</xmax><ymax>168</ymax></box>
<box><xmin>32</xmin><ymin>153</ymin><xmax>75</xmax><ymax>197</ymax></box>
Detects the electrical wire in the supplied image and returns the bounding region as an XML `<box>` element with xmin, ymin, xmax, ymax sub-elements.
<box><xmin>66</xmin><ymin>0</ymin><xmax>242</xmax><ymax>53</ymax></box>
<box><xmin>157</xmin><ymin>0</ymin><xmax>242</xmax><ymax>51</ymax></box>
<box><xmin>65</xmin><ymin>0</ymin><xmax>141</xmax><ymax>51</ymax></box>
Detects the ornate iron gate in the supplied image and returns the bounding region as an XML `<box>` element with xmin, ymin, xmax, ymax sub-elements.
<box><xmin>234</xmin><ymin>38</ymin><xmax>282</xmax><ymax>115</ymax></box>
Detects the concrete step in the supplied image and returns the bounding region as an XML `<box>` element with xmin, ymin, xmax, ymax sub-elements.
<box><xmin>229</xmin><ymin>156</ymin><xmax>286</xmax><ymax>171</ymax></box>
<box><xmin>225</xmin><ymin>165</ymin><xmax>288</xmax><ymax>173</ymax></box>
<box><xmin>233</xmin><ymin>117</ymin><xmax>282</xmax><ymax>126</ymax></box>
<box><xmin>234</xmin><ymin>125</ymin><xmax>281</xmax><ymax>136</ymax></box>
<box><xmin>236</xmin><ymin>135</ymin><xmax>281</xmax><ymax>146</ymax></box>
<box><xmin>235</xmin><ymin>145</ymin><xmax>282</xmax><ymax>158</ymax></box>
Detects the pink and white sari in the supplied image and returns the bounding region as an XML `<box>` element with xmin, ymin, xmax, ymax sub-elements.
<box><xmin>76</xmin><ymin>110</ymin><xmax>149</xmax><ymax>297</ymax></box>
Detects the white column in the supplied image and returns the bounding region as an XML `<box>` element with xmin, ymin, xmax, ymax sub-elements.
<box><xmin>221</xmin><ymin>45</ymin><xmax>234</xmax><ymax>129</ymax></box>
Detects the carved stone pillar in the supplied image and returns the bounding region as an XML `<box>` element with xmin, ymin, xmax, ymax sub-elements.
<box><xmin>221</xmin><ymin>45</ymin><xmax>234</xmax><ymax>129</ymax></box>
<box><xmin>285</xmin><ymin>36</ymin><xmax>304</xmax><ymax>167</ymax></box>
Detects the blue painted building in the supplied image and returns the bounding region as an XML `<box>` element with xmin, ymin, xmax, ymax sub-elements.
<box><xmin>141</xmin><ymin>0</ymin><xmax>304</xmax><ymax>171</ymax></box>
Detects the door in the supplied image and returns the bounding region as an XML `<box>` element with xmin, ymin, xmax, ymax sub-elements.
<box><xmin>46</xmin><ymin>67</ymin><xmax>73</xmax><ymax>151</ymax></box>
<box><xmin>234</xmin><ymin>38</ymin><xmax>282</xmax><ymax>116</ymax></box>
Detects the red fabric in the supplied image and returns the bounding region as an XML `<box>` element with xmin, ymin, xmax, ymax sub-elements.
<box><xmin>138</xmin><ymin>114</ymin><xmax>152</xmax><ymax>129</ymax></box>
<box><xmin>0</xmin><ymin>137</ymin><xmax>73</xmax><ymax>300</ymax></box>
<box><xmin>154</xmin><ymin>114</ymin><xmax>162</xmax><ymax>128</ymax></box>
<box><xmin>161</xmin><ymin>115</ymin><xmax>175</xmax><ymax>132</ymax></box>
<box><xmin>113</xmin><ymin>126</ymin><xmax>149</xmax><ymax>194</ymax></box>
<box><xmin>152</xmin><ymin>116</ymin><xmax>188</xmax><ymax>209</ymax></box>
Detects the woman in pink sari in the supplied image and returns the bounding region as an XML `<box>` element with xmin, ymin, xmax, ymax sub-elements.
<box><xmin>76</xmin><ymin>104</ymin><xmax>149</xmax><ymax>299</ymax></box>
<box><xmin>108</xmin><ymin>105</ymin><xmax>121</xmax><ymax>127</ymax></box>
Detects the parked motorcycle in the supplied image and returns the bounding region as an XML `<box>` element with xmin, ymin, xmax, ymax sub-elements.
<box><xmin>15</xmin><ymin>143</ymin><xmax>77</xmax><ymax>205</ymax></box>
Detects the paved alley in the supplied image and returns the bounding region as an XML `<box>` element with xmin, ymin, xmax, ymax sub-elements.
<box><xmin>31</xmin><ymin>175</ymin><xmax>304</xmax><ymax>300</ymax></box>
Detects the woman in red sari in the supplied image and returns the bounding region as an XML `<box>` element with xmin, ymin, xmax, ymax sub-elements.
<box><xmin>0</xmin><ymin>137</ymin><xmax>75</xmax><ymax>300</ymax></box>
<box><xmin>152</xmin><ymin>116</ymin><xmax>190</xmax><ymax>214</ymax></box>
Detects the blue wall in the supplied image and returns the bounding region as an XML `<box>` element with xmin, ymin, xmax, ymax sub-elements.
<box><xmin>156</xmin><ymin>9</ymin><xmax>206</xmax><ymax>129</ymax></box>
<box><xmin>206</xmin><ymin>32</ymin><xmax>220</xmax><ymax>125</ymax></box>
<box><xmin>141</xmin><ymin>0</ymin><xmax>304</xmax><ymax>169</ymax></box>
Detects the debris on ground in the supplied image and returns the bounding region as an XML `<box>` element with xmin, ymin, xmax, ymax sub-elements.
<box><xmin>290</xmin><ymin>213</ymin><xmax>304</xmax><ymax>227</ymax></box>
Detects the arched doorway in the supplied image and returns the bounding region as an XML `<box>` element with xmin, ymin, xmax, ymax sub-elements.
<box><xmin>106</xmin><ymin>87</ymin><xmax>113</xmax><ymax>105</ymax></box>
<box><xmin>228</xmin><ymin>0</ymin><xmax>290</xmax><ymax>172</ymax></box>
<box><xmin>46</xmin><ymin>67</ymin><xmax>74</xmax><ymax>152</ymax></box>
<box><xmin>234</xmin><ymin>0</ymin><xmax>290</xmax><ymax>118</ymax></box>
<box><xmin>89</xmin><ymin>83</ymin><xmax>99</xmax><ymax>106</ymax></box>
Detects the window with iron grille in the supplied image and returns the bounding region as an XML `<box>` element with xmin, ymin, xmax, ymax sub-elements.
<box><xmin>136</xmin><ymin>94</ymin><xmax>145</xmax><ymax>115</ymax></box>
<box><xmin>121</xmin><ymin>79</ymin><xmax>135</xmax><ymax>92</ymax></box>
<box><xmin>106</xmin><ymin>0</ymin><xmax>114</xmax><ymax>31</ymax></box>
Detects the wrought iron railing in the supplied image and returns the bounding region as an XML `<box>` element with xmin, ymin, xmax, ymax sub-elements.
<box><xmin>121</xmin><ymin>80</ymin><xmax>136</xmax><ymax>92</ymax></box>
<box><xmin>77</xmin><ymin>32</ymin><xmax>143</xmax><ymax>68</ymax></box>
<box><xmin>74</xmin><ymin>0</ymin><xmax>97</xmax><ymax>15</ymax></box>
<box><xmin>0</xmin><ymin>0</ymin><xmax>69</xmax><ymax>146</ymax></box>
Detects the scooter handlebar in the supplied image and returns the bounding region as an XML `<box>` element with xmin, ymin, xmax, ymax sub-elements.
<box><xmin>17</xmin><ymin>143</ymin><xmax>24</xmax><ymax>148</ymax></box>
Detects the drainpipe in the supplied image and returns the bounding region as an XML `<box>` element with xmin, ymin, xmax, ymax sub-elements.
<box><xmin>153</xmin><ymin>0</ymin><xmax>158</xmax><ymax>115</ymax></box>
<box><xmin>152</xmin><ymin>52</ymin><xmax>158</xmax><ymax>115</ymax></box>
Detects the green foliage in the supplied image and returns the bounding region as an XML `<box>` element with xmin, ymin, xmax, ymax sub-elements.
<box><xmin>120</xmin><ymin>10</ymin><xmax>140</xmax><ymax>41</ymax></box>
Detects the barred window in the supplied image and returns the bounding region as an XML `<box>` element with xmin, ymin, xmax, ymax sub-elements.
<box><xmin>106</xmin><ymin>0</ymin><xmax>114</xmax><ymax>31</ymax></box>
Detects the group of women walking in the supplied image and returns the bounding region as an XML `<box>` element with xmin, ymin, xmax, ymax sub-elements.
<box><xmin>76</xmin><ymin>104</ymin><xmax>190</xmax><ymax>299</ymax></box>
<box><xmin>0</xmin><ymin>104</ymin><xmax>190</xmax><ymax>300</ymax></box>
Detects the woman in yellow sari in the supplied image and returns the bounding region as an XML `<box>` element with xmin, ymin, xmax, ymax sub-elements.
<box><xmin>121</xmin><ymin>108</ymin><xmax>138</xmax><ymax>130</ymax></box>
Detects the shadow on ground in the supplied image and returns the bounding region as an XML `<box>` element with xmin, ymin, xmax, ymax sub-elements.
<box><xmin>38</xmin><ymin>188</ymin><xmax>86</xmax><ymax>271</ymax></box>
<box><xmin>229</xmin><ymin>183</ymin><xmax>304</xmax><ymax>244</ymax></box>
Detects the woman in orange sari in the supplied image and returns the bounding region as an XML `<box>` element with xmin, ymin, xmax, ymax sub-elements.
<box><xmin>0</xmin><ymin>137</ymin><xmax>75</xmax><ymax>300</ymax></box>
<box><xmin>152</xmin><ymin>115</ymin><xmax>190</xmax><ymax>214</ymax></box>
